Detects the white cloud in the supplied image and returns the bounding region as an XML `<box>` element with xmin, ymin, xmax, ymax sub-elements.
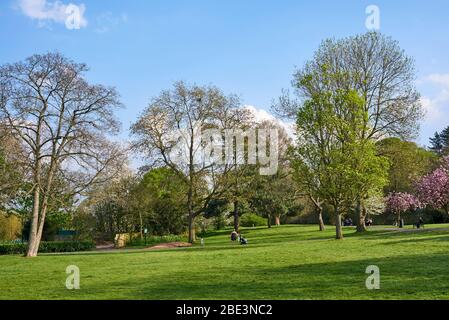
<box><xmin>419</xmin><ymin>73</ymin><xmax>449</xmax><ymax>125</ymax></box>
<box><xmin>422</xmin><ymin>74</ymin><xmax>449</xmax><ymax>87</ymax></box>
<box><xmin>243</xmin><ymin>105</ymin><xmax>296</xmax><ymax>139</ymax></box>
<box><xmin>18</xmin><ymin>0</ymin><xmax>87</xmax><ymax>29</ymax></box>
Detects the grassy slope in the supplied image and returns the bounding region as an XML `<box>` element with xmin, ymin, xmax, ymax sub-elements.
<box><xmin>1</xmin><ymin>224</ymin><xmax>449</xmax><ymax>300</ymax></box>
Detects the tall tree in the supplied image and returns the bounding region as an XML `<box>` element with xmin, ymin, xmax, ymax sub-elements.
<box><xmin>290</xmin><ymin>149</ymin><xmax>326</xmax><ymax>231</ymax></box>
<box><xmin>294</xmin><ymin>81</ymin><xmax>389</xmax><ymax>239</ymax></box>
<box><xmin>214</xmin><ymin>106</ymin><xmax>254</xmax><ymax>232</ymax></box>
<box><xmin>247</xmin><ymin>119</ymin><xmax>293</xmax><ymax>227</ymax></box>
<box><xmin>0</xmin><ymin>53</ymin><xmax>124</xmax><ymax>257</ymax></box>
<box><xmin>273</xmin><ymin>32</ymin><xmax>422</xmax><ymax>232</ymax></box>
<box><xmin>131</xmin><ymin>82</ymin><xmax>239</xmax><ymax>243</ymax></box>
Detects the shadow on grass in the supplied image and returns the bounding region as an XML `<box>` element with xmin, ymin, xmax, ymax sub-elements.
<box><xmin>78</xmin><ymin>252</ymin><xmax>449</xmax><ymax>300</ymax></box>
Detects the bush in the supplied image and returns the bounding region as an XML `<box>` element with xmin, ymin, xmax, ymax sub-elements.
<box><xmin>0</xmin><ymin>241</ymin><xmax>94</xmax><ymax>255</ymax></box>
<box><xmin>128</xmin><ymin>234</ymin><xmax>187</xmax><ymax>247</ymax></box>
<box><xmin>0</xmin><ymin>242</ymin><xmax>26</xmax><ymax>255</ymax></box>
<box><xmin>38</xmin><ymin>241</ymin><xmax>95</xmax><ymax>253</ymax></box>
<box><xmin>240</xmin><ymin>214</ymin><xmax>267</xmax><ymax>227</ymax></box>
<box><xmin>0</xmin><ymin>213</ymin><xmax>22</xmax><ymax>241</ymax></box>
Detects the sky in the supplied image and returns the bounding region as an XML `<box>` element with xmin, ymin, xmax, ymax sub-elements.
<box><xmin>1</xmin><ymin>0</ymin><xmax>449</xmax><ymax>154</ymax></box>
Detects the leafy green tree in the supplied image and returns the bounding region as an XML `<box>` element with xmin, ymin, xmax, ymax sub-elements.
<box><xmin>136</xmin><ymin>167</ymin><xmax>188</xmax><ymax>235</ymax></box>
<box><xmin>274</xmin><ymin>32</ymin><xmax>422</xmax><ymax>232</ymax></box>
<box><xmin>294</xmin><ymin>80</ymin><xmax>389</xmax><ymax>239</ymax></box>
<box><xmin>204</xmin><ymin>198</ymin><xmax>230</xmax><ymax>230</ymax></box>
<box><xmin>377</xmin><ymin>137</ymin><xmax>437</xmax><ymax>194</ymax></box>
<box><xmin>248</xmin><ymin>168</ymin><xmax>298</xmax><ymax>228</ymax></box>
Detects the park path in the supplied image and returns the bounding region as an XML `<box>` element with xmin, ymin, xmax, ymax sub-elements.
<box><xmin>92</xmin><ymin>241</ymin><xmax>192</xmax><ymax>253</ymax></box>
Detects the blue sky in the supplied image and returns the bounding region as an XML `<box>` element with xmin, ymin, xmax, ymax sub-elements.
<box><xmin>1</xmin><ymin>0</ymin><xmax>449</xmax><ymax>150</ymax></box>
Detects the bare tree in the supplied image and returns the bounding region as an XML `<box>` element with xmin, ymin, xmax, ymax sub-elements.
<box><xmin>0</xmin><ymin>53</ymin><xmax>124</xmax><ymax>257</ymax></box>
<box><xmin>131</xmin><ymin>81</ymin><xmax>243</xmax><ymax>243</ymax></box>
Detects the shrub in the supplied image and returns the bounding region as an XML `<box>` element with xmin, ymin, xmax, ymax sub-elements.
<box><xmin>0</xmin><ymin>242</ymin><xmax>26</xmax><ymax>255</ymax></box>
<box><xmin>240</xmin><ymin>214</ymin><xmax>267</xmax><ymax>227</ymax></box>
<box><xmin>38</xmin><ymin>241</ymin><xmax>95</xmax><ymax>253</ymax></box>
<box><xmin>0</xmin><ymin>213</ymin><xmax>22</xmax><ymax>241</ymax></box>
<box><xmin>0</xmin><ymin>241</ymin><xmax>95</xmax><ymax>255</ymax></box>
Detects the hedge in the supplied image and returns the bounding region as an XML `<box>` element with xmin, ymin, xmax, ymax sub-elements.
<box><xmin>0</xmin><ymin>241</ymin><xmax>95</xmax><ymax>255</ymax></box>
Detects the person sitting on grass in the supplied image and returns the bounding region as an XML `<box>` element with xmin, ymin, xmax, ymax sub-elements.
<box><xmin>240</xmin><ymin>234</ymin><xmax>248</xmax><ymax>245</ymax></box>
<box><xmin>230</xmin><ymin>230</ymin><xmax>238</xmax><ymax>241</ymax></box>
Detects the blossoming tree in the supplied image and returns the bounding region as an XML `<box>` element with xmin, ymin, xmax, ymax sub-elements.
<box><xmin>416</xmin><ymin>156</ymin><xmax>449</xmax><ymax>215</ymax></box>
<box><xmin>385</xmin><ymin>192</ymin><xmax>421</xmax><ymax>226</ymax></box>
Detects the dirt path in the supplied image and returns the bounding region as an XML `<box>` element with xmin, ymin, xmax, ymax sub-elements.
<box><xmin>142</xmin><ymin>241</ymin><xmax>192</xmax><ymax>250</ymax></box>
<box><xmin>94</xmin><ymin>241</ymin><xmax>192</xmax><ymax>252</ymax></box>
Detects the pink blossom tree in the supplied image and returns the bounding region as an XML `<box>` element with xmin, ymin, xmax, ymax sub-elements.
<box><xmin>385</xmin><ymin>192</ymin><xmax>421</xmax><ymax>226</ymax></box>
<box><xmin>416</xmin><ymin>156</ymin><xmax>449</xmax><ymax>215</ymax></box>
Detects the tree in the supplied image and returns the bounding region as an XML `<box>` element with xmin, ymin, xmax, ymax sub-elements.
<box><xmin>248</xmin><ymin>166</ymin><xmax>298</xmax><ymax>228</ymax></box>
<box><xmin>215</xmin><ymin>106</ymin><xmax>255</xmax><ymax>232</ymax></box>
<box><xmin>416</xmin><ymin>156</ymin><xmax>449</xmax><ymax>215</ymax></box>
<box><xmin>290</xmin><ymin>148</ymin><xmax>326</xmax><ymax>231</ymax></box>
<box><xmin>273</xmin><ymin>32</ymin><xmax>422</xmax><ymax>232</ymax></box>
<box><xmin>377</xmin><ymin>138</ymin><xmax>437</xmax><ymax>194</ymax></box>
<box><xmin>131</xmin><ymin>81</ymin><xmax>239</xmax><ymax>243</ymax></box>
<box><xmin>385</xmin><ymin>192</ymin><xmax>420</xmax><ymax>226</ymax></box>
<box><xmin>84</xmin><ymin>171</ymin><xmax>137</xmax><ymax>240</ymax></box>
<box><xmin>204</xmin><ymin>197</ymin><xmax>230</xmax><ymax>230</ymax></box>
<box><xmin>294</xmin><ymin>80</ymin><xmax>389</xmax><ymax>239</ymax></box>
<box><xmin>429</xmin><ymin>126</ymin><xmax>449</xmax><ymax>156</ymax></box>
<box><xmin>136</xmin><ymin>167</ymin><xmax>188</xmax><ymax>235</ymax></box>
<box><xmin>0</xmin><ymin>53</ymin><xmax>124</xmax><ymax>257</ymax></box>
<box><xmin>247</xmin><ymin>120</ymin><xmax>294</xmax><ymax>227</ymax></box>
<box><xmin>0</xmin><ymin>128</ymin><xmax>25</xmax><ymax>207</ymax></box>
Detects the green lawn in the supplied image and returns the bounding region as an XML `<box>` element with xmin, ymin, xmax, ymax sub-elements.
<box><xmin>1</xmin><ymin>224</ymin><xmax>449</xmax><ymax>300</ymax></box>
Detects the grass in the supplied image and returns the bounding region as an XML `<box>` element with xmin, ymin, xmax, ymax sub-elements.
<box><xmin>1</xmin><ymin>224</ymin><xmax>449</xmax><ymax>300</ymax></box>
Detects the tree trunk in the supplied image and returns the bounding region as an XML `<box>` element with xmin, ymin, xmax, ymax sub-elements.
<box><xmin>335</xmin><ymin>207</ymin><xmax>343</xmax><ymax>240</ymax></box>
<box><xmin>310</xmin><ymin>196</ymin><xmax>324</xmax><ymax>231</ymax></box>
<box><xmin>187</xmin><ymin>173</ymin><xmax>196</xmax><ymax>243</ymax></box>
<box><xmin>139</xmin><ymin>211</ymin><xmax>144</xmax><ymax>240</ymax></box>
<box><xmin>32</xmin><ymin>198</ymin><xmax>49</xmax><ymax>256</ymax></box>
<box><xmin>26</xmin><ymin>187</ymin><xmax>40</xmax><ymax>257</ymax></box>
<box><xmin>275</xmin><ymin>215</ymin><xmax>281</xmax><ymax>226</ymax></box>
<box><xmin>267</xmin><ymin>215</ymin><xmax>272</xmax><ymax>228</ymax></box>
<box><xmin>233</xmin><ymin>200</ymin><xmax>239</xmax><ymax>232</ymax></box>
<box><xmin>356</xmin><ymin>200</ymin><xmax>367</xmax><ymax>232</ymax></box>
<box><xmin>318</xmin><ymin>208</ymin><xmax>325</xmax><ymax>231</ymax></box>
<box><xmin>188</xmin><ymin>214</ymin><xmax>196</xmax><ymax>243</ymax></box>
